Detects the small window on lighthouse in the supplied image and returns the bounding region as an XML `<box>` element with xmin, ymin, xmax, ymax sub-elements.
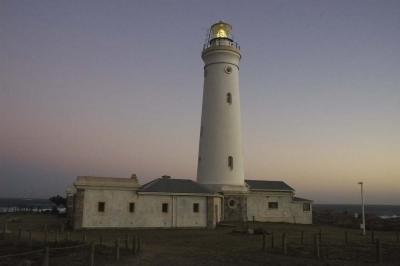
<box><xmin>228</xmin><ymin>156</ymin><xmax>233</xmax><ymax>170</ymax></box>
<box><xmin>224</xmin><ymin>65</ymin><xmax>232</xmax><ymax>74</ymax></box>
<box><xmin>227</xmin><ymin>93</ymin><xmax>232</xmax><ymax>104</ymax></box>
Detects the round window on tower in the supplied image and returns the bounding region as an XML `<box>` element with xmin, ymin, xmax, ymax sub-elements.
<box><xmin>224</xmin><ymin>65</ymin><xmax>232</xmax><ymax>74</ymax></box>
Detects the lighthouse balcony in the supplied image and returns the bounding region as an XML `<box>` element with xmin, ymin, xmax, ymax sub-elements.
<box><xmin>203</xmin><ymin>38</ymin><xmax>240</xmax><ymax>51</ymax></box>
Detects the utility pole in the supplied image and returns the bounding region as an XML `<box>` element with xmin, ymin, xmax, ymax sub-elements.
<box><xmin>358</xmin><ymin>182</ymin><xmax>366</xmax><ymax>235</ymax></box>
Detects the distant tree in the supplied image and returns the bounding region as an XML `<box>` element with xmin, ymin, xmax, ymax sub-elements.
<box><xmin>49</xmin><ymin>195</ymin><xmax>66</xmax><ymax>207</ymax></box>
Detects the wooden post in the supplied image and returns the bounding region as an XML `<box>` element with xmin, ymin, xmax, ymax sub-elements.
<box><xmin>3</xmin><ymin>223</ymin><xmax>7</xmax><ymax>240</ymax></box>
<box><xmin>42</xmin><ymin>247</ymin><xmax>49</xmax><ymax>266</ymax></box>
<box><xmin>314</xmin><ymin>233</ymin><xmax>320</xmax><ymax>258</ymax></box>
<box><xmin>82</xmin><ymin>232</ymin><xmax>87</xmax><ymax>242</ymax></box>
<box><xmin>371</xmin><ymin>231</ymin><xmax>375</xmax><ymax>243</ymax></box>
<box><xmin>376</xmin><ymin>239</ymin><xmax>382</xmax><ymax>263</ymax></box>
<box><xmin>300</xmin><ymin>231</ymin><xmax>304</xmax><ymax>244</ymax></box>
<box><xmin>115</xmin><ymin>239</ymin><xmax>120</xmax><ymax>261</ymax></box>
<box><xmin>132</xmin><ymin>235</ymin><xmax>137</xmax><ymax>255</ymax></box>
<box><xmin>345</xmin><ymin>231</ymin><xmax>348</xmax><ymax>244</ymax></box>
<box><xmin>318</xmin><ymin>229</ymin><xmax>322</xmax><ymax>244</ymax></box>
<box><xmin>138</xmin><ymin>237</ymin><xmax>142</xmax><ymax>252</ymax></box>
<box><xmin>262</xmin><ymin>234</ymin><xmax>266</xmax><ymax>251</ymax></box>
<box><xmin>89</xmin><ymin>242</ymin><xmax>95</xmax><ymax>266</ymax></box>
<box><xmin>28</xmin><ymin>230</ymin><xmax>32</xmax><ymax>246</ymax></box>
<box><xmin>282</xmin><ymin>233</ymin><xmax>287</xmax><ymax>255</ymax></box>
<box><xmin>18</xmin><ymin>228</ymin><xmax>22</xmax><ymax>240</ymax></box>
<box><xmin>270</xmin><ymin>232</ymin><xmax>274</xmax><ymax>248</ymax></box>
<box><xmin>252</xmin><ymin>216</ymin><xmax>255</xmax><ymax>228</ymax></box>
<box><xmin>125</xmin><ymin>235</ymin><xmax>129</xmax><ymax>249</ymax></box>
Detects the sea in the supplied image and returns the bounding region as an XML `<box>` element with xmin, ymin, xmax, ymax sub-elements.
<box><xmin>0</xmin><ymin>198</ymin><xmax>64</xmax><ymax>213</ymax></box>
<box><xmin>0</xmin><ymin>198</ymin><xmax>399</xmax><ymax>219</ymax></box>
<box><xmin>314</xmin><ymin>204</ymin><xmax>400</xmax><ymax>219</ymax></box>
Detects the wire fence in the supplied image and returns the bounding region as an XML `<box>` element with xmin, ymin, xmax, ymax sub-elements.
<box><xmin>0</xmin><ymin>224</ymin><xmax>142</xmax><ymax>266</ymax></box>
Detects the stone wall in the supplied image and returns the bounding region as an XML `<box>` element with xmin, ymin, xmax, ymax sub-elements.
<box><xmin>223</xmin><ymin>194</ymin><xmax>247</xmax><ymax>222</ymax></box>
<box><xmin>73</xmin><ymin>189</ymin><xmax>84</xmax><ymax>229</ymax></box>
<box><xmin>246</xmin><ymin>191</ymin><xmax>312</xmax><ymax>224</ymax></box>
<box><xmin>75</xmin><ymin>188</ymin><xmax>213</xmax><ymax>228</ymax></box>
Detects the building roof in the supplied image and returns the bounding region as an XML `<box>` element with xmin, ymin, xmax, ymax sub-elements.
<box><xmin>139</xmin><ymin>176</ymin><xmax>213</xmax><ymax>194</ymax></box>
<box><xmin>74</xmin><ymin>176</ymin><xmax>139</xmax><ymax>189</ymax></box>
<box><xmin>293</xmin><ymin>196</ymin><xmax>313</xmax><ymax>202</ymax></box>
<box><xmin>245</xmin><ymin>180</ymin><xmax>294</xmax><ymax>192</ymax></box>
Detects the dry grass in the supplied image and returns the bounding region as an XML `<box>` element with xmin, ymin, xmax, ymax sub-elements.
<box><xmin>1</xmin><ymin>213</ymin><xmax>400</xmax><ymax>265</ymax></box>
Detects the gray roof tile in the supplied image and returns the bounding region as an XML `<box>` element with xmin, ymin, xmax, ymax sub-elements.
<box><xmin>245</xmin><ymin>180</ymin><xmax>294</xmax><ymax>191</ymax></box>
<box><xmin>139</xmin><ymin>177</ymin><xmax>213</xmax><ymax>194</ymax></box>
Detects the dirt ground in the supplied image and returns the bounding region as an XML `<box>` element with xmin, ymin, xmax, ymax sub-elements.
<box><xmin>1</xmin><ymin>213</ymin><xmax>399</xmax><ymax>266</ymax></box>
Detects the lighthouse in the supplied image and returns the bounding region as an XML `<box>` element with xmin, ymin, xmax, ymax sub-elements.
<box><xmin>197</xmin><ymin>21</ymin><xmax>248</xmax><ymax>220</ymax></box>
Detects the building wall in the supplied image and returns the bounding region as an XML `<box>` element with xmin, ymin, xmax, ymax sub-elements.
<box><xmin>246</xmin><ymin>191</ymin><xmax>312</xmax><ymax>224</ymax></box>
<box><xmin>78</xmin><ymin>188</ymin><xmax>211</xmax><ymax>228</ymax></box>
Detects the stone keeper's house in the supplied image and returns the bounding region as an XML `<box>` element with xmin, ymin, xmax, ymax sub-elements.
<box><xmin>67</xmin><ymin>175</ymin><xmax>312</xmax><ymax>229</ymax></box>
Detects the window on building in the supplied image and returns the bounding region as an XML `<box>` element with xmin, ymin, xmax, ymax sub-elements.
<box><xmin>129</xmin><ymin>202</ymin><xmax>135</xmax><ymax>213</ymax></box>
<box><xmin>162</xmin><ymin>203</ymin><xmax>168</xmax><ymax>213</ymax></box>
<box><xmin>227</xmin><ymin>93</ymin><xmax>232</xmax><ymax>104</ymax></box>
<box><xmin>268</xmin><ymin>202</ymin><xmax>278</xmax><ymax>209</ymax></box>
<box><xmin>228</xmin><ymin>156</ymin><xmax>233</xmax><ymax>170</ymax></box>
<box><xmin>98</xmin><ymin>202</ymin><xmax>105</xmax><ymax>212</ymax></box>
<box><xmin>193</xmin><ymin>203</ymin><xmax>199</xmax><ymax>213</ymax></box>
<box><xmin>303</xmin><ymin>203</ymin><xmax>311</xmax><ymax>212</ymax></box>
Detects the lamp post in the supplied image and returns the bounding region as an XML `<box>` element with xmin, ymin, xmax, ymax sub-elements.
<box><xmin>358</xmin><ymin>182</ymin><xmax>366</xmax><ymax>235</ymax></box>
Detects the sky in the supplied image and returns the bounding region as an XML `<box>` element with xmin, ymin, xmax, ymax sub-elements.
<box><xmin>0</xmin><ymin>0</ymin><xmax>399</xmax><ymax>204</ymax></box>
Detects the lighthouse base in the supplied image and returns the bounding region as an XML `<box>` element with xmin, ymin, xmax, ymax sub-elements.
<box><xmin>222</xmin><ymin>193</ymin><xmax>248</xmax><ymax>222</ymax></box>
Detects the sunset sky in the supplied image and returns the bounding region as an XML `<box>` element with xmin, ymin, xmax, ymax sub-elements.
<box><xmin>1</xmin><ymin>0</ymin><xmax>399</xmax><ymax>204</ymax></box>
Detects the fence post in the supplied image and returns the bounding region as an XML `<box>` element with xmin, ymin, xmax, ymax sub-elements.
<box><xmin>18</xmin><ymin>228</ymin><xmax>22</xmax><ymax>240</ymax></box>
<box><xmin>318</xmin><ymin>229</ymin><xmax>322</xmax><ymax>244</ymax></box>
<box><xmin>314</xmin><ymin>233</ymin><xmax>320</xmax><ymax>258</ymax></box>
<box><xmin>42</xmin><ymin>247</ymin><xmax>49</xmax><ymax>266</ymax></box>
<box><xmin>282</xmin><ymin>233</ymin><xmax>287</xmax><ymax>255</ymax></box>
<box><xmin>115</xmin><ymin>239</ymin><xmax>120</xmax><ymax>261</ymax></box>
<box><xmin>28</xmin><ymin>230</ymin><xmax>32</xmax><ymax>246</ymax></box>
<box><xmin>89</xmin><ymin>242</ymin><xmax>95</xmax><ymax>266</ymax></box>
<box><xmin>252</xmin><ymin>216</ymin><xmax>255</xmax><ymax>229</ymax></box>
<box><xmin>138</xmin><ymin>237</ymin><xmax>142</xmax><ymax>252</ymax></box>
<box><xmin>300</xmin><ymin>231</ymin><xmax>304</xmax><ymax>244</ymax></box>
<box><xmin>125</xmin><ymin>235</ymin><xmax>129</xmax><ymax>249</ymax></box>
<box><xmin>44</xmin><ymin>230</ymin><xmax>48</xmax><ymax>243</ymax></box>
<box><xmin>345</xmin><ymin>231</ymin><xmax>348</xmax><ymax>244</ymax></box>
<box><xmin>270</xmin><ymin>232</ymin><xmax>274</xmax><ymax>248</ymax></box>
<box><xmin>376</xmin><ymin>239</ymin><xmax>382</xmax><ymax>263</ymax></box>
<box><xmin>132</xmin><ymin>235</ymin><xmax>137</xmax><ymax>255</ymax></box>
<box><xmin>82</xmin><ymin>231</ymin><xmax>87</xmax><ymax>242</ymax></box>
<box><xmin>3</xmin><ymin>223</ymin><xmax>7</xmax><ymax>239</ymax></box>
<box><xmin>371</xmin><ymin>231</ymin><xmax>375</xmax><ymax>243</ymax></box>
<box><xmin>262</xmin><ymin>234</ymin><xmax>266</xmax><ymax>251</ymax></box>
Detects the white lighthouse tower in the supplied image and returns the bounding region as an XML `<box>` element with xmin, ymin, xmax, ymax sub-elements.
<box><xmin>197</xmin><ymin>21</ymin><xmax>247</xmax><ymax>220</ymax></box>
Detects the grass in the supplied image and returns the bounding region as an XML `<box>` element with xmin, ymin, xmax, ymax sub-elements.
<box><xmin>1</xmin><ymin>213</ymin><xmax>400</xmax><ymax>265</ymax></box>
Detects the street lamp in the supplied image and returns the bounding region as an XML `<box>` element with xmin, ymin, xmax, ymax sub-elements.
<box><xmin>358</xmin><ymin>182</ymin><xmax>366</xmax><ymax>235</ymax></box>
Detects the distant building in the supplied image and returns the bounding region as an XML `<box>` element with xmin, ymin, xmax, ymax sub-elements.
<box><xmin>67</xmin><ymin>21</ymin><xmax>312</xmax><ymax>229</ymax></box>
